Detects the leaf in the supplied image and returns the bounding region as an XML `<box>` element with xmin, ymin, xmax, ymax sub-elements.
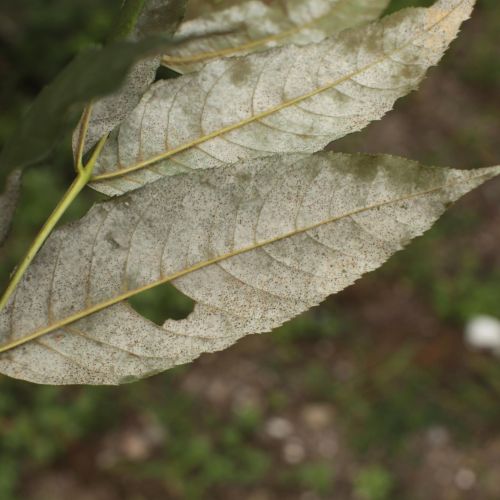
<box><xmin>0</xmin><ymin>152</ymin><xmax>498</xmax><ymax>385</ymax></box>
<box><xmin>90</xmin><ymin>0</ymin><xmax>475</xmax><ymax>197</ymax></box>
<box><xmin>0</xmin><ymin>0</ymin><xmax>187</xmax><ymax>186</ymax></box>
<box><xmin>135</xmin><ymin>0</ymin><xmax>186</xmax><ymax>38</ymax></box>
<box><xmin>73</xmin><ymin>0</ymin><xmax>186</xmax><ymax>157</ymax></box>
<box><xmin>163</xmin><ymin>0</ymin><xmax>390</xmax><ymax>73</ymax></box>
<box><xmin>0</xmin><ymin>170</ymin><xmax>21</xmax><ymax>248</ymax></box>
<box><xmin>0</xmin><ymin>37</ymin><xmax>172</xmax><ymax>187</ymax></box>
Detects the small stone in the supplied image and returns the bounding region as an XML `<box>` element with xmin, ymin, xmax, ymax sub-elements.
<box><xmin>283</xmin><ymin>439</ymin><xmax>306</xmax><ymax>464</ymax></box>
<box><xmin>427</xmin><ymin>426</ymin><xmax>449</xmax><ymax>447</ymax></box>
<box><xmin>465</xmin><ymin>315</ymin><xmax>500</xmax><ymax>354</ymax></box>
<box><xmin>301</xmin><ymin>404</ymin><xmax>334</xmax><ymax>430</ymax></box>
<box><xmin>318</xmin><ymin>435</ymin><xmax>339</xmax><ymax>458</ymax></box>
<box><xmin>265</xmin><ymin>417</ymin><xmax>293</xmax><ymax>439</ymax></box>
<box><xmin>454</xmin><ymin>468</ymin><xmax>476</xmax><ymax>490</ymax></box>
<box><xmin>122</xmin><ymin>432</ymin><xmax>150</xmax><ymax>461</ymax></box>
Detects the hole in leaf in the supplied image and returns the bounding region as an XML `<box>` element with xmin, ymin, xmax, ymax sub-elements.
<box><xmin>155</xmin><ymin>65</ymin><xmax>181</xmax><ymax>81</ymax></box>
<box><xmin>128</xmin><ymin>282</ymin><xmax>195</xmax><ymax>326</ymax></box>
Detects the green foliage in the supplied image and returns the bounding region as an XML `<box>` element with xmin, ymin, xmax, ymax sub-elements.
<box><xmin>0</xmin><ymin>38</ymin><xmax>170</xmax><ymax>184</ymax></box>
<box><xmin>129</xmin><ymin>283</ymin><xmax>195</xmax><ymax>324</ymax></box>
<box><xmin>293</xmin><ymin>462</ymin><xmax>335</xmax><ymax>495</ymax></box>
<box><xmin>387</xmin><ymin>211</ymin><xmax>500</xmax><ymax>324</ymax></box>
<box><xmin>385</xmin><ymin>0</ymin><xmax>433</xmax><ymax>14</ymax></box>
<box><xmin>0</xmin><ymin>372</ymin><xmax>272</xmax><ymax>499</ymax></box>
<box><xmin>0</xmin><ymin>380</ymin><xmax>116</xmax><ymax>498</ymax></box>
<box><xmin>109</xmin><ymin>0</ymin><xmax>148</xmax><ymax>41</ymax></box>
<box><xmin>0</xmin><ymin>0</ymin><xmax>186</xmax><ymax>185</ymax></box>
<box><xmin>353</xmin><ymin>466</ymin><xmax>394</xmax><ymax>500</ymax></box>
<box><xmin>0</xmin><ymin>1</ymin><xmax>115</xmax><ymax>167</ymax></box>
<box><xmin>273</xmin><ymin>310</ymin><xmax>345</xmax><ymax>343</ymax></box>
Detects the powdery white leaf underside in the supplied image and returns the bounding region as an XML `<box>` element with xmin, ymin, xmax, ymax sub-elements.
<box><xmin>91</xmin><ymin>0</ymin><xmax>475</xmax><ymax>196</ymax></box>
<box><xmin>0</xmin><ymin>152</ymin><xmax>498</xmax><ymax>385</ymax></box>
<box><xmin>163</xmin><ymin>0</ymin><xmax>390</xmax><ymax>73</ymax></box>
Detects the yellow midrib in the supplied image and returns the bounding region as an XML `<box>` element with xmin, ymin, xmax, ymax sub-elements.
<box><xmin>91</xmin><ymin>1</ymin><xmax>464</xmax><ymax>183</ymax></box>
<box><xmin>0</xmin><ymin>167</ymin><xmax>492</xmax><ymax>355</ymax></box>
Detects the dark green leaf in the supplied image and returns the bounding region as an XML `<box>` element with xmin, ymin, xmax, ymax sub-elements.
<box><xmin>73</xmin><ymin>0</ymin><xmax>187</xmax><ymax>156</ymax></box>
<box><xmin>0</xmin><ymin>0</ymin><xmax>186</xmax><ymax>187</ymax></box>
<box><xmin>0</xmin><ymin>38</ymin><xmax>163</xmax><ymax>185</ymax></box>
<box><xmin>0</xmin><ymin>170</ymin><xmax>21</xmax><ymax>248</ymax></box>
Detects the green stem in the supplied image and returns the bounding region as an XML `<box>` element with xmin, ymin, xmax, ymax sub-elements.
<box><xmin>108</xmin><ymin>0</ymin><xmax>147</xmax><ymax>42</ymax></box>
<box><xmin>0</xmin><ymin>136</ymin><xmax>107</xmax><ymax>312</ymax></box>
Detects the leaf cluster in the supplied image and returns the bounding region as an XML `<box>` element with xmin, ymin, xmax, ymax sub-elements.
<box><xmin>0</xmin><ymin>0</ymin><xmax>497</xmax><ymax>385</ymax></box>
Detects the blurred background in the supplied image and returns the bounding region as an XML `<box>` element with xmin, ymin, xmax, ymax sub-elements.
<box><xmin>0</xmin><ymin>0</ymin><xmax>499</xmax><ymax>498</ymax></box>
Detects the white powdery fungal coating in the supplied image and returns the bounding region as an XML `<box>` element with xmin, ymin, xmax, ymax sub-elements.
<box><xmin>92</xmin><ymin>0</ymin><xmax>475</xmax><ymax>197</ymax></box>
<box><xmin>164</xmin><ymin>0</ymin><xmax>390</xmax><ymax>73</ymax></box>
<box><xmin>0</xmin><ymin>151</ymin><xmax>498</xmax><ymax>385</ymax></box>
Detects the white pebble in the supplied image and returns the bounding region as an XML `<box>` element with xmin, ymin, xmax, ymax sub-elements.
<box><xmin>283</xmin><ymin>439</ymin><xmax>306</xmax><ymax>464</ymax></box>
<box><xmin>265</xmin><ymin>417</ymin><xmax>293</xmax><ymax>440</ymax></box>
<box><xmin>454</xmin><ymin>468</ymin><xmax>476</xmax><ymax>490</ymax></box>
<box><xmin>465</xmin><ymin>315</ymin><xmax>500</xmax><ymax>354</ymax></box>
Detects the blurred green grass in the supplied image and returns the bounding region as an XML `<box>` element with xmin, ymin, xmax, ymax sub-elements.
<box><xmin>1</xmin><ymin>1</ymin><xmax>500</xmax><ymax>499</ymax></box>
